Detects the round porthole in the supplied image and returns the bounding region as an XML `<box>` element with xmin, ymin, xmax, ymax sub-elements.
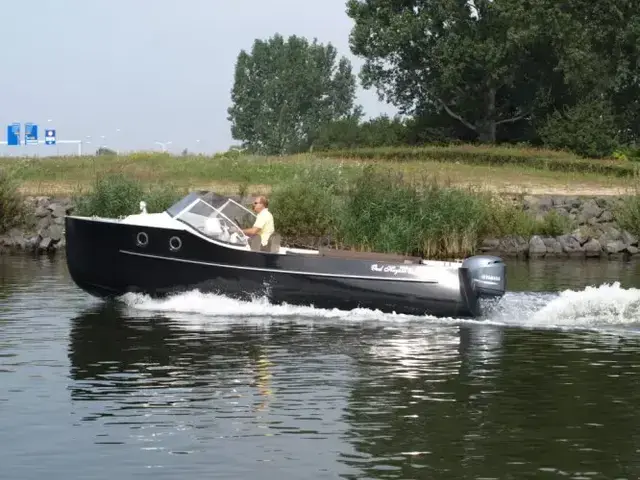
<box><xmin>136</xmin><ymin>231</ymin><xmax>149</xmax><ymax>247</ymax></box>
<box><xmin>169</xmin><ymin>236</ymin><xmax>182</xmax><ymax>251</ymax></box>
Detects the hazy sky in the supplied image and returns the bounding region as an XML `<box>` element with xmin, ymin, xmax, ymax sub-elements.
<box><xmin>0</xmin><ymin>0</ymin><xmax>396</xmax><ymax>156</ymax></box>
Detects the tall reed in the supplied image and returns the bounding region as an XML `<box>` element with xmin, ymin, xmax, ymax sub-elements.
<box><xmin>266</xmin><ymin>164</ymin><xmax>578</xmax><ymax>258</ymax></box>
<box><xmin>613</xmin><ymin>187</ymin><xmax>640</xmax><ymax>236</ymax></box>
<box><xmin>73</xmin><ymin>173</ymin><xmax>186</xmax><ymax>218</ymax></box>
<box><xmin>0</xmin><ymin>169</ymin><xmax>25</xmax><ymax>234</ymax></box>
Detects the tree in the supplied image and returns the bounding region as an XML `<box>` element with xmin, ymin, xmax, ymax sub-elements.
<box><xmin>346</xmin><ymin>0</ymin><xmax>543</xmax><ymax>143</ymax></box>
<box><xmin>227</xmin><ymin>34</ymin><xmax>360</xmax><ymax>155</ymax></box>
<box><xmin>346</xmin><ymin>0</ymin><xmax>640</xmax><ymax>148</ymax></box>
<box><xmin>539</xmin><ymin>96</ymin><xmax>619</xmax><ymax>158</ymax></box>
<box><xmin>310</xmin><ymin>114</ymin><xmax>410</xmax><ymax>150</ymax></box>
<box><xmin>96</xmin><ymin>147</ymin><xmax>117</xmax><ymax>156</ymax></box>
<box><xmin>526</xmin><ymin>0</ymin><xmax>640</xmax><ymax>145</ymax></box>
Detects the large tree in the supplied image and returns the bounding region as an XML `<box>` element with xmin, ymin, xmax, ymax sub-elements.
<box><xmin>527</xmin><ymin>0</ymin><xmax>640</xmax><ymax>145</ymax></box>
<box><xmin>346</xmin><ymin>0</ymin><xmax>545</xmax><ymax>142</ymax></box>
<box><xmin>227</xmin><ymin>34</ymin><xmax>360</xmax><ymax>155</ymax></box>
<box><xmin>346</xmin><ymin>0</ymin><xmax>640</xmax><ymax>146</ymax></box>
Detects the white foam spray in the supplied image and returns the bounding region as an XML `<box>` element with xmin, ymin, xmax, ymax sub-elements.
<box><xmin>118</xmin><ymin>282</ymin><xmax>640</xmax><ymax>335</ymax></box>
<box><xmin>119</xmin><ymin>290</ymin><xmax>425</xmax><ymax>331</ymax></box>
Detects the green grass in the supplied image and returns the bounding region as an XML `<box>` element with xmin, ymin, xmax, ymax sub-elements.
<box><xmin>0</xmin><ymin>169</ymin><xmax>25</xmax><ymax>234</ymax></box>
<box><xmin>322</xmin><ymin>145</ymin><xmax>640</xmax><ymax>177</ymax></box>
<box><xmin>4</xmin><ymin>143</ymin><xmax>640</xmax><ymax>257</ymax></box>
<box><xmin>613</xmin><ymin>188</ymin><xmax>640</xmax><ymax>237</ymax></box>
<box><xmin>1</xmin><ymin>144</ymin><xmax>639</xmax><ymax>198</ymax></box>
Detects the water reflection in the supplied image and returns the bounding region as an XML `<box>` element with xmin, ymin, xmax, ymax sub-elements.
<box><xmin>0</xmin><ymin>253</ymin><xmax>61</xmax><ymax>304</ymax></box>
<box><xmin>341</xmin><ymin>325</ymin><xmax>640</xmax><ymax>479</ymax></box>
<box><xmin>66</xmin><ymin>303</ymin><xmax>369</xmax><ymax>476</ymax></box>
<box><xmin>5</xmin><ymin>254</ymin><xmax>640</xmax><ymax>478</ymax></box>
<box><xmin>68</xmin><ymin>301</ymin><xmax>640</xmax><ymax>478</ymax></box>
<box><xmin>338</xmin><ymin>324</ymin><xmax>505</xmax><ymax>478</ymax></box>
<box><xmin>69</xmin><ymin>305</ymin><xmax>287</xmax><ymax>429</ymax></box>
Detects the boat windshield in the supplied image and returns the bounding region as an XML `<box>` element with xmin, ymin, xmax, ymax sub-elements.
<box><xmin>217</xmin><ymin>198</ymin><xmax>256</xmax><ymax>229</ymax></box>
<box><xmin>173</xmin><ymin>198</ymin><xmax>249</xmax><ymax>247</ymax></box>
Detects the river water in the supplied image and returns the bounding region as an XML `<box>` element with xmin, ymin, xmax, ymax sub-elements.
<box><xmin>2</xmin><ymin>254</ymin><xmax>640</xmax><ymax>479</ymax></box>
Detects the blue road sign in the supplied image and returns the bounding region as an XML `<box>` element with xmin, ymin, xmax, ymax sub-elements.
<box><xmin>45</xmin><ymin>129</ymin><xmax>56</xmax><ymax>145</ymax></box>
<box><xmin>7</xmin><ymin>123</ymin><xmax>20</xmax><ymax>146</ymax></box>
<box><xmin>24</xmin><ymin>123</ymin><xmax>38</xmax><ymax>145</ymax></box>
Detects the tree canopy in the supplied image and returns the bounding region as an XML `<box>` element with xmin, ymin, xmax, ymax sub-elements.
<box><xmin>227</xmin><ymin>34</ymin><xmax>360</xmax><ymax>155</ymax></box>
<box><xmin>345</xmin><ymin>0</ymin><xmax>640</xmax><ymax>154</ymax></box>
<box><xmin>226</xmin><ymin>2</ymin><xmax>640</xmax><ymax>158</ymax></box>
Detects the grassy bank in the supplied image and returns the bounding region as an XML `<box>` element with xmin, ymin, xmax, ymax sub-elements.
<box><xmin>268</xmin><ymin>164</ymin><xmax>577</xmax><ymax>257</ymax></box>
<box><xmin>0</xmin><ymin>144</ymin><xmax>638</xmax><ymax>198</ymax></box>
<box><xmin>3</xmin><ymin>144</ymin><xmax>640</xmax><ymax>258</ymax></box>
<box><xmin>1</xmin><ymin>164</ymin><xmax>577</xmax><ymax>259</ymax></box>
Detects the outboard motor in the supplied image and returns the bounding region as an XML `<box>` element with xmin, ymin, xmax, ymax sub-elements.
<box><xmin>461</xmin><ymin>255</ymin><xmax>506</xmax><ymax>298</ymax></box>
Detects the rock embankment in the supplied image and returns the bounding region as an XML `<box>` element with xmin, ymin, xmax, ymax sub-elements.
<box><xmin>1</xmin><ymin>194</ymin><xmax>640</xmax><ymax>259</ymax></box>
<box><xmin>480</xmin><ymin>195</ymin><xmax>639</xmax><ymax>259</ymax></box>
<box><xmin>0</xmin><ymin>196</ymin><xmax>73</xmax><ymax>253</ymax></box>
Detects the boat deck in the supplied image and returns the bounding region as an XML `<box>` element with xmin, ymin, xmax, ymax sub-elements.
<box><xmin>317</xmin><ymin>247</ymin><xmax>422</xmax><ymax>264</ymax></box>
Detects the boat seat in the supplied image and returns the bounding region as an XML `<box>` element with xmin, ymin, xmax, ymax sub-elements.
<box><xmin>248</xmin><ymin>232</ymin><xmax>282</xmax><ymax>253</ymax></box>
<box><xmin>248</xmin><ymin>235</ymin><xmax>262</xmax><ymax>251</ymax></box>
<box><xmin>318</xmin><ymin>247</ymin><xmax>422</xmax><ymax>264</ymax></box>
<box><xmin>267</xmin><ymin>233</ymin><xmax>281</xmax><ymax>253</ymax></box>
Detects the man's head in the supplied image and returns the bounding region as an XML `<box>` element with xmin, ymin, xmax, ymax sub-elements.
<box><xmin>252</xmin><ymin>195</ymin><xmax>268</xmax><ymax>213</ymax></box>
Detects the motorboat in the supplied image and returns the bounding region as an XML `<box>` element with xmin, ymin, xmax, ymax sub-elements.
<box><xmin>64</xmin><ymin>191</ymin><xmax>507</xmax><ymax>318</ymax></box>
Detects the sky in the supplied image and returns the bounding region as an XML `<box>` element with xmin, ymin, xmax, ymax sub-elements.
<box><xmin>0</xmin><ymin>0</ymin><xmax>397</xmax><ymax>156</ymax></box>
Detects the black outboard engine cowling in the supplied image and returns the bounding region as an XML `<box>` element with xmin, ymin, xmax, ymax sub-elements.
<box><xmin>461</xmin><ymin>255</ymin><xmax>506</xmax><ymax>298</ymax></box>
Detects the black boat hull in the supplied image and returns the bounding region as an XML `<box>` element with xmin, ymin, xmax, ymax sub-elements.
<box><xmin>65</xmin><ymin>216</ymin><xmax>505</xmax><ymax>318</ymax></box>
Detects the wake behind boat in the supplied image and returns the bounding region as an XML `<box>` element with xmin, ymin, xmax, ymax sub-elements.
<box><xmin>64</xmin><ymin>191</ymin><xmax>507</xmax><ymax>318</ymax></box>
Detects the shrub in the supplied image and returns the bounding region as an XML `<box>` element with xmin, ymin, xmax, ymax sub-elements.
<box><xmin>313</xmin><ymin>115</ymin><xmax>410</xmax><ymax>151</ymax></box>
<box><xmin>485</xmin><ymin>198</ymin><xmax>538</xmax><ymax>238</ymax></box>
<box><xmin>339</xmin><ymin>166</ymin><xmax>422</xmax><ymax>254</ymax></box>
<box><xmin>614</xmin><ymin>194</ymin><xmax>640</xmax><ymax>237</ymax></box>
<box><xmin>337</xmin><ymin>166</ymin><xmax>497</xmax><ymax>258</ymax></box>
<box><xmin>145</xmin><ymin>184</ymin><xmax>186</xmax><ymax>213</ymax></box>
<box><xmin>73</xmin><ymin>173</ymin><xmax>184</xmax><ymax>218</ymax></box>
<box><xmin>269</xmin><ymin>164</ymin><xmax>347</xmax><ymax>240</ymax></box>
<box><xmin>612</xmin><ymin>147</ymin><xmax>640</xmax><ymax>163</ymax></box>
<box><xmin>484</xmin><ymin>198</ymin><xmax>575</xmax><ymax>239</ymax></box>
<box><xmin>270</xmin><ymin>164</ymin><xmax>577</xmax><ymax>258</ymax></box>
<box><xmin>0</xmin><ymin>169</ymin><xmax>25</xmax><ymax>234</ymax></box>
<box><xmin>417</xmin><ymin>184</ymin><xmax>493</xmax><ymax>258</ymax></box>
<box><xmin>534</xmin><ymin>209</ymin><xmax>575</xmax><ymax>236</ymax></box>
<box><xmin>538</xmin><ymin>98</ymin><xmax>619</xmax><ymax>158</ymax></box>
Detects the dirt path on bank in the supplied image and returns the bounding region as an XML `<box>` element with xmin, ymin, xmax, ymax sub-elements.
<box><xmin>460</xmin><ymin>182</ymin><xmax>635</xmax><ymax>197</ymax></box>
